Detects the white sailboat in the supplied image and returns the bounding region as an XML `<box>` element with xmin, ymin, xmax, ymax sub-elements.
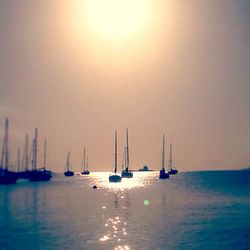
<box><xmin>109</xmin><ymin>130</ymin><xmax>122</xmax><ymax>182</ymax></box>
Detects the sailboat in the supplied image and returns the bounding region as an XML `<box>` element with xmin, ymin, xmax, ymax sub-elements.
<box><xmin>28</xmin><ymin>131</ymin><xmax>52</xmax><ymax>182</ymax></box>
<box><xmin>121</xmin><ymin>128</ymin><xmax>133</xmax><ymax>178</ymax></box>
<box><xmin>168</xmin><ymin>143</ymin><xmax>178</xmax><ymax>175</ymax></box>
<box><xmin>109</xmin><ymin>130</ymin><xmax>122</xmax><ymax>182</ymax></box>
<box><xmin>64</xmin><ymin>152</ymin><xmax>74</xmax><ymax>176</ymax></box>
<box><xmin>81</xmin><ymin>147</ymin><xmax>90</xmax><ymax>175</ymax></box>
<box><xmin>159</xmin><ymin>134</ymin><xmax>169</xmax><ymax>179</ymax></box>
<box><xmin>0</xmin><ymin>118</ymin><xmax>18</xmax><ymax>185</ymax></box>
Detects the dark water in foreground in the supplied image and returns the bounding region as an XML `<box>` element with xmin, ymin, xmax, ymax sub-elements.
<box><xmin>0</xmin><ymin>170</ymin><xmax>250</xmax><ymax>250</ymax></box>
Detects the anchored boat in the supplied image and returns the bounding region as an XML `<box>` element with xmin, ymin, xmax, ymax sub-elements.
<box><xmin>109</xmin><ymin>130</ymin><xmax>122</xmax><ymax>182</ymax></box>
<box><xmin>121</xmin><ymin>128</ymin><xmax>133</xmax><ymax>178</ymax></box>
<box><xmin>168</xmin><ymin>143</ymin><xmax>178</xmax><ymax>175</ymax></box>
<box><xmin>64</xmin><ymin>152</ymin><xmax>74</xmax><ymax>177</ymax></box>
<box><xmin>159</xmin><ymin>134</ymin><xmax>169</xmax><ymax>179</ymax></box>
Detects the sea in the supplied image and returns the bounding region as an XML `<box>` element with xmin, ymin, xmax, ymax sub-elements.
<box><xmin>0</xmin><ymin>170</ymin><xmax>250</xmax><ymax>250</ymax></box>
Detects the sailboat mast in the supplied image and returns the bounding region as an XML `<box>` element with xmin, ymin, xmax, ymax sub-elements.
<box><xmin>32</xmin><ymin>128</ymin><xmax>38</xmax><ymax>171</ymax></box>
<box><xmin>68</xmin><ymin>152</ymin><xmax>70</xmax><ymax>171</ymax></box>
<box><xmin>169</xmin><ymin>143</ymin><xmax>172</xmax><ymax>171</ymax></box>
<box><xmin>25</xmin><ymin>133</ymin><xmax>29</xmax><ymax>171</ymax></box>
<box><xmin>5</xmin><ymin>118</ymin><xmax>9</xmax><ymax>170</ymax></box>
<box><xmin>84</xmin><ymin>147</ymin><xmax>86</xmax><ymax>172</ymax></box>
<box><xmin>0</xmin><ymin>118</ymin><xmax>8</xmax><ymax>169</ymax></box>
<box><xmin>17</xmin><ymin>148</ymin><xmax>21</xmax><ymax>172</ymax></box>
<box><xmin>86</xmin><ymin>156</ymin><xmax>88</xmax><ymax>171</ymax></box>
<box><xmin>114</xmin><ymin>130</ymin><xmax>117</xmax><ymax>174</ymax></box>
<box><xmin>162</xmin><ymin>134</ymin><xmax>165</xmax><ymax>170</ymax></box>
<box><xmin>43</xmin><ymin>139</ymin><xmax>47</xmax><ymax>169</ymax></box>
<box><xmin>123</xmin><ymin>146</ymin><xmax>126</xmax><ymax>170</ymax></box>
<box><xmin>0</xmin><ymin>129</ymin><xmax>4</xmax><ymax>168</ymax></box>
<box><xmin>126</xmin><ymin>128</ymin><xmax>129</xmax><ymax>171</ymax></box>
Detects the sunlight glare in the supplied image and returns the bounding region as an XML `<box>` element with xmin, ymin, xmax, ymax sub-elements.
<box><xmin>88</xmin><ymin>172</ymin><xmax>157</xmax><ymax>190</ymax></box>
<box><xmin>84</xmin><ymin>0</ymin><xmax>151</xmax><ymax>39</ymax></box>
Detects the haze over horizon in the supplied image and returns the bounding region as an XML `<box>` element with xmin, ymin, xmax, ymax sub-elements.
<box><xmin>0</xmin><ymin>0</ymin><xmax>249</xmax><ymax>172</ymax></box>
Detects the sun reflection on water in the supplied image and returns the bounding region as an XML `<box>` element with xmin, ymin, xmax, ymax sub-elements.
<box><xmin>87</xmin><ymin>171</ymin><xmax>157</xmax><ymax>250</ymax></box>
<box><xmin>99</xmin><ymin>215</ymin><xmax>130</xmax><ymax>249</ymax></box>
<box><xmin>88</xmin><ymin>171</ymin><xmax>157</xmax><ymax>191</ymax></box>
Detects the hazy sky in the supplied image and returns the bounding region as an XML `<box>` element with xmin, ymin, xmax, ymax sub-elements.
<box><xmin>0</xmin><ymin>0</ymin><xmax>249</xmax><ymax>172</ymax></box>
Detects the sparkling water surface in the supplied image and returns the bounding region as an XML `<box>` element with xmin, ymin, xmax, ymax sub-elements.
<box><xmin>0</xmin><ymin>171</ymin><xmax>250</xmax><ymax>250</ymax></box>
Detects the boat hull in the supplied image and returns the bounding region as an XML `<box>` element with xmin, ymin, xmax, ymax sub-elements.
<box><xmin>64</xmin><ymin>171</ymin><xmax>74</xmax><ymax>177</ymax></box>
<box><xmin>169</xmin><ymin>169</ymin><xmax>178</xmax><ymax>175</ymax></box>
<box><xmin>121</xmin><ymin>170</ymin><xmax>133</xmax><ymax>178</ymax></box>
<box><xmin>28</xmin><ymin>170</ymin><xmax>52</xmax><ymax>181</ymax></box>
<box><xmin>0</xmin><ymin>169</ymin><xmax>17</xmax><ymax>184</ymax></box>
<box><xmin>109</xmin><ymin>174</ymin><xmax>122</xmax><ymax>182</ymax></box>
<box><xmin>159</xmin><ymin>169</ymin><xmax>169</xmax><ymax>179</ymax></box>
<box><xmin>81</xmin><ymin>171</ymin><xmax>90</xmax><ymax>175</ymax></box>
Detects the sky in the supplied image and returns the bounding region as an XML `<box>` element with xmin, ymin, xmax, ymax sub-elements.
<box><xmin>0</xmin><ymin>0</ymin><xmax>249</xmax><ymax>172</ymax></box>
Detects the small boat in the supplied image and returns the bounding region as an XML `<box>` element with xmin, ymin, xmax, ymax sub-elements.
<box><xmin>168</xmin><ymin>143</ymin><xmax>178</xmax><ymax>175</ymax></box>
<box><xmin>81</xmin><ymin>147</ymin><xmax>90</xmax><ymax>175</ymax></box>
<box><xmin>64</xmin><ymin>152</ymin><xmax>74</xmax><ymax>177</ymax></box>
<box><xmin>159</xmin><ymin>134</ymin><xmax>169</xmax><ymax>179</ymax></box>
<box><xmin>109</xmin><ymin>130</ymin><xmax>122</xmax><ymax>182</ymax></box>
<box><xmin>138</xmin><ymin>165</ymin><xmax>151</xmax><ymax>171</ymax></box>
<box><xmin>121</xmin><ymin>128</ymin><xmax>133</xmax><ymax>178</ymax></box>
<box><xmin>0</xmin><ymin>118</ymin><xmax>18</xmax><ymax>185</ymax></box>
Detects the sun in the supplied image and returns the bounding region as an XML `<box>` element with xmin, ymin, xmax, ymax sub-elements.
<box><xmin>84</xmin><ymin>0</ymin><xmax>151</xmax><ymax>39</ymax></box>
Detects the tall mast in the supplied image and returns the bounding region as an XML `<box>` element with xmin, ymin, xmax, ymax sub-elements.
<box><xmin>1</xmin><ymin>118</ymin><xmax>9</xmax><ymax>170</ymax></box>
<box><xmin>68</xmin><ymin>152</ymin><xmax>70</xmax><ymax>171</ymax></box>
<box><xmin>32</xmin><ymin>128</ymin><xmax>38</xmax><ymax>171</ymax></box>
<box><xmin>83</xmin><ymin>147</ymin><xmax>86</xmax><ymax>172</ymax></box>
<box><xmin>43</xmin><ymin>139</ymin><xmax>47</xmax><ymax>169</ymax></box>
<box><xmin>123</xmin><ymin>146</ymin><xmax>126</xmax><ymax>170</ymax></box>
<box><xmin>81</xmin><ymin>153</ymin><xmax>84</xmax><ymax>172</ymax></box>
<box><xmin>169</xmin><ymin>143</ymin><xmax>172</xmax><ymax>171</ymax></box>
<box><xmin>126</xmin><ymin>128</ymin><xmax>129</xmax><ymax>171</ymax></box>
<box><xmin>86</xmin><ymin>156</ymin><xmax>88</xmax><ymax>171</ymax></box>
<box><xmin>25</xmin><ymin>133</ymin><xmax>29</xmax><ymax>171</ymax></box>
<box><xmin>0</xmin><ymin>120</ymin><xmax>6</xmax><ymax>168</ymax></box>
<box><xmin>17</xmin><ymin>148</ymin><xmax>21</xmax><ymax>172</ymax></box>
<box><xmin>162</xmin><ymin>134</ymin><xmax>165</xmax><ymax>170</ymax></box>
<box><xmin>5</xmin><ymin>118</ymin><xmax>9</xmax><ymax>170</ymax></box>
<box><xmin>114</xmin><ymin>130</ymin><xmax>117</xmax><ymax>174</ymax></box>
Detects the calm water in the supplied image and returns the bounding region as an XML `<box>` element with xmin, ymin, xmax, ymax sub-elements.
<box><xmin>0</xmin><ymin>170</ymin><xmax>250</xmax><ymax>250</ymax></box>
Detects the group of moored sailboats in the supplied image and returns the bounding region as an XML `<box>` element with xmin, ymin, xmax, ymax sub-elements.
<box><xmin>64</xmin><ymin>148</ymin><xmax>90</xmax><ymax>177</ymax></box>
<box><xmin>1</xmin><ymin>117</ymin><xmax>177</xmax><ymax>184</ymax></box>
<box><xmin>0</xmin><ymin>118</ymin><xmax>52</xmax><ymax>185</ymax></box>
<box><xmin>109</xmin><ymin>129</ymin><xmax>133</xmax><ymax>182</ymax></box>
<box><xmin>159</xmin><ymin>134</ymin><xmax>178</xmax><ymax>179</ymax></box>
<box><xmin>109</xmin><ymin>129</ymin><xmax>178</xmax><ymax>183</ymax></box>
<box><xmin>64</xmin><ymin>152</ymin><xmax>74</xmax><ymax>176</ymax></box>
<box><xmin>81</xmin><ymin>148</ymin><xmax>90</xmax><ymax>175</ymax></box>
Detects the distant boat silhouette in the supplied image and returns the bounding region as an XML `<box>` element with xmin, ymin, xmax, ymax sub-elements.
<box><xmin>159</xmin><ymin>134</ymin><xmax>169</xmax><ymax>179</ymax></box>
<box><xmin>0</xmin><ymin>118</ymin><xmax>18</xmax><ymax>184</ymax></box>
<box><xmin>81</xmin><ymin>147</ymin><xmax>90</xmax><ymax>175</ymax></box>
<box><xmin>121</xmin><ymin>128</ymin><xmax>133</xmax><ymax>178</ymax></box>
<box><xmin>109</xmin><ymin>130</ymin><xmax>122</xmax><ymax>182</ymax></box>
<box><xmin>64</xmin><ymin>152</ymin><xmax>74</xmax><ymax>177</ymax></box>
<box><xmin>138</xmin><ymin>165</ymin><xmax>150</xmax><ymax>171</ymax></box>
<box><xmin>28</xmin><ymin>131</ymin><xmax>52</xmax><ymax>181</ymax></box>
<box><xmin>168</xmin><ymin>143</ymin><xmax>178</xmax><ymax>175</ymax></box>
